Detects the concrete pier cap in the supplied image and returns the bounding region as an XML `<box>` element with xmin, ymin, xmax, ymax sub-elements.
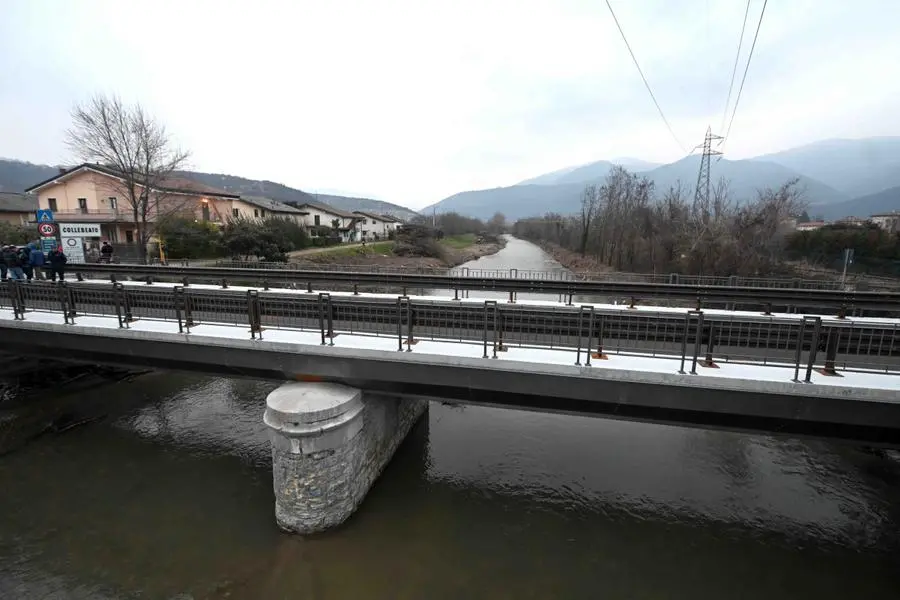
<box><xmin>264</xmin><ymin>382</ymin><xmax>365</xmax><ymax>455</ymax></box>
<box><xmin>264</xmin><ymin>381</ymin><xmax>427</xmax><ymax>534</ymax></box>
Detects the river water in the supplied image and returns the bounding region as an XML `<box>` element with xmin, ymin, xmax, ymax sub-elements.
<box><xmin>2</xmin><ymin>237</ymin><xmax>899</xmax><ymax>599</ymax></box>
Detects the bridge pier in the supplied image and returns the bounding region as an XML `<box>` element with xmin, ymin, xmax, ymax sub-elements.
<box><xmin>263</xmin><ymin>381</ymin><xmax>427</xmax><ymax>534</ymax></box>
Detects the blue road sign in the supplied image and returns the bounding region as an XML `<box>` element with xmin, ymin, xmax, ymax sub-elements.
<box><xmin>36</xmin><ymin>209</ymin><xmax>54</xmax><ymax>223</ymax></box>
<box><xmin>40</xmin><ymin>238</ymin><xmax>58</xmax><ymax>254</ymax></box>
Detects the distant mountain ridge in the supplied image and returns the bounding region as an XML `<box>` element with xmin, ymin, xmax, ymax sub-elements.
<box><xmin>425</xmin><ymin>137</ymin><xmax>900</xmax><ymax>221</ymax></box>
<box><xmin>0</xmin><ymin>159</ymin><xmax>419</xmax><ymax>220</ymax></box>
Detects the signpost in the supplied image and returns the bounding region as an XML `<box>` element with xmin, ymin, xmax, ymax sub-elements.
<box><xmin>60</xmin><ymin>223</ymin><xmax>101</xmax><ymax>237</ymax></box>
<box><xmin>63</xmin><ymin>237</ymin><xmax>85</xmax><ymax>264</ymax></box>
<box><xmin>38</xmin><ymin>222</ymin><xmax>58</xmax><ymax>237</ymax></box>
<box><xmin>35</xmin><ymin>209</ymin><xmax>54</xmax><ymax>223</ymax></box>
<box><xmin>40</xmin><ymin>238</ymin><xmax>58</xmax><ymax>254</ymax></box>
<box><xmin>37</xmin><ymin>209</ymin><xmax>59</xmax><ymax>258</ymax></box>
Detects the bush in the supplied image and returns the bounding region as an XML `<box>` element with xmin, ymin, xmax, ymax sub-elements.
<box><xmin>0</xmin><ymin>222</ymin><xmax>38</xmax><ymax>246</ymax></box>
<box><xmin>221</xmin><ymin>217</ymin><xmax>294</xmax><ymax>262</ymax></box>
<box><xmin>157</xmin><ymin>218</ymin><xmax>222</xmax><ymax>259</ymax></box>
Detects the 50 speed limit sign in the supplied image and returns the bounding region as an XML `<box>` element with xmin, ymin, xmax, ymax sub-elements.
<box><xmin>39</xmin><ymin>223</ymin><xmax>58</xmax><ymax>236</ymax></box>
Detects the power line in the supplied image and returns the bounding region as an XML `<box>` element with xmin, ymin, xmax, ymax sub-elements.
<box><xmin>604</xmin><ymin>0</ymin><xmax>688</xmax><ymax>154</ymax></box>
<box><xmin>723</xmin><ymin>0</ymin><xmax>768</xmax><ymax>144</ymax></box>
<box><xmin>720</xmin><ymin>0</ymin><xmax>751</xmax><ymax>134</ymax></box>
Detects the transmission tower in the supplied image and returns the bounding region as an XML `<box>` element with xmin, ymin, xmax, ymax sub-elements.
<box><xmin>693</xmin><ymin>126</ymin><xmax>723</xmax><ymax>210</ymax></box>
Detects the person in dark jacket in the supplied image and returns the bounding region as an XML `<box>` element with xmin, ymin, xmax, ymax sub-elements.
<box><xmin>0</xmin><ymin>243</ymin><xmax>7</xmax><ymax>281</ymax></box>
<box><xmin>48</xmin><ymin>246</ymin><xmax>68</xmax><ymax>282</ymax></box>
<box><xmin>18</xmin><ymin>246</ymin><xmax>34</xmax><ymax>281</ymax></box>
<box><xmin>2</xmin><ymin>244</ymin><xmax>25</xmax><ymax>280</ymax></box>
<box><xmin>27</xmin><ymin>243</ymin><xmax>45</xmax><ymax>280</ymax></box>
<box><xmin>100</xmin><ymin>241</ymin><xmax>114</xmax><ymax>263</ymax></box>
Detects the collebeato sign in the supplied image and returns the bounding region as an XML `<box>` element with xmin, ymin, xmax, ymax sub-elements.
<box><xmin>59</xmin><ymin>223</ymin><xmax>101</xmax><ymax>237</ymax></box>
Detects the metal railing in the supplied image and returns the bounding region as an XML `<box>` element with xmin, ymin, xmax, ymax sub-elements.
<box><xmin>2</xmin><ymin>280</ymin><xmax>898</xmax><ymax>378</ymax></box>
<box><xmin>68</xmin><ymin>263</ymin><xmax>900</xmax><ymax>316</ymax></box>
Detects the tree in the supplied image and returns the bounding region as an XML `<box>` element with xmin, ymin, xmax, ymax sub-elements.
<box><xmin>487</xmin><ymin>212</ymin><xmax>507</xmax><ymax>234</ymax></box>
<box><xmin>66</xmin><ymin>94</ymin><xmax>190</xmax><ymax>263</ymax></box>
<box><xmin>578</xmin><ymin>184</ymin><xmax>600</xmax><ymax>256</ymax></box>
<box><xmin>0</xmin><ymin>222</ymin><xmax>37</xmax><ymax>246</ymax></box>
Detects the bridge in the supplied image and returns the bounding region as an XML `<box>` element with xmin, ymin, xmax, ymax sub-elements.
<box><xmin>2</xmin><ymin>268</ymin><xmax>899</xmax><ymax>534</ymax></box>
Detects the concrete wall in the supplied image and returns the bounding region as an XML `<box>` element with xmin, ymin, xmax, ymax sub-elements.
<box><xmin>266</xmin><ymin>382</ymin><xmax>427</xmax><ymax>534</ymax></box>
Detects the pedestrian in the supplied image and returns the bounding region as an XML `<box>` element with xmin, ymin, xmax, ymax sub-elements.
<box><xmin>0</xmin><ymin>243</ymin><xmax>7</xmax><ymax>281</ymax></box>
<box><xmin>48</xmin><ymin>246</ymin><xmax>67</xmax><ymax>282</ymax></box>
<box><xmin>18</xmin><ymin>245</ymin><xmax>34</xmax><ymax>281</ymax></box>
<box><xmin>27</xmin><ymin>243</ymin><xmax>46</xmax><ymax>280</ymax></box>
<box><xmin>100</xmin><ymin>241</ymin><xmax>114</xmax><ymax>263</ymax></box>
<box><xmin>2</xmin><ymin>244</ymin><xmax>25</xmax><ymax>280</ymax></box>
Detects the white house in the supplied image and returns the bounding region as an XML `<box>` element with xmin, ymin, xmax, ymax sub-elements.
<box><xmin>293</xmin><ymin>201</ymin><xmax>361</xmax><ymax>242</ymax></box>
<box><xmin>353</xmin><ymin>211</ymin><xmax>399</xmax><ymax>240</ymax></box>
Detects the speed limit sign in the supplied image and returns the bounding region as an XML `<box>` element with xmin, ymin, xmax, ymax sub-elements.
<box><xmin>39</xmin><ymin>223</ymin><xmax>57</xmax><ymax>236</ymax></box>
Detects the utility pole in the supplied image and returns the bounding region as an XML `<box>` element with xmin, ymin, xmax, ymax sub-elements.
<box><xmin>840</xmin><ymin>248</ymin><xmax>854</xmax><ymax>288</ymax></box>
<box><xmin>693</xmin><ymin>126</ymin><xmax>724</xmax><ymax>211</ymax></box>
<box><xmin>432</xmin><ymin>206</ymin><xmax>436</xmax><ymax>229</ymax></box>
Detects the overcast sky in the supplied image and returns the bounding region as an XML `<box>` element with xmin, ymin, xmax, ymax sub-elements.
<box><xmin>1</xmin><ymin>0</ymin><xmax>898</xmax><ymax>209</ymax></box>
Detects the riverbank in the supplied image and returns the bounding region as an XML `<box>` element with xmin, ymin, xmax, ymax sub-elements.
<box><xmin>292</xmin><ymin>235</ymin><xmax>506</xmax><ymax>269</ymax></box>
<box><xmin>528</xmin><ymin>241</ymin><xmax>613</xmax><ymax>275</ymax></box>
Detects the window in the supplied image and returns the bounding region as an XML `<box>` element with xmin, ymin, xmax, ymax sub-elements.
<box><xmin>371</xmin><ymin>219</ymin><xmax>376</xmax><ymax>225</ymax></box>
<box><xmin>314</xmin><ymin>215</ymin><xmax>321</xmax><ymax>226</ymax></box>
<box><xmin>47</xmin><ymin>198</ymin><xmax>58</xmax><ymax>212</ymax></box>
<box><xmin>108</xmin><ymin>197</ymin><xmax>118</xmax><ymax>210</ymax></box>
<box><xmin>232</xmin><ymin>208</ymin><xmax>240</xmax><ymax>218</ymax></box>
<box><xmin>78</xmin><ymin>198</ymin><xmax>88</xmax><ymax>214</ymax></box>
<box><xmin>125</xmin><ymin>230</ymin><xmax>134</xmax><ymax>244</ymax></box>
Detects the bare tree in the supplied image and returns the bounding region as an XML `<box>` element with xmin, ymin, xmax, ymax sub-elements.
<box><xmin>578</xmin><ymin>184</ymin><xmax>600</xmax><ymax>256</ymax></box>
<box><xmin>66</xmin><ymin>94</ymin><xmax>190</xmax><ymax>262</ymax></box>
<box><xmin>487</xmin><ymin>212</ymin><xmax>507</xmax><ymax>234</ymax></box>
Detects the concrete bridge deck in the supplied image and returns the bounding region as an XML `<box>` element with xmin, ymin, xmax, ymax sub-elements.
<box><xmin>3</xmin><ymin>279</ymin><xmax>900</xmax><ymax>445</ymax></box>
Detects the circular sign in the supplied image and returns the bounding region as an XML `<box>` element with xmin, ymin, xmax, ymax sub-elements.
<box><xmin>65</xmin><ymin>237</ymin><xmax>80</xmax><ymax>248</ymax></box>
<box><xmin>39</xmin><ymin>223</ymin><xmax>57</xmax><ymax>236</ymax></box>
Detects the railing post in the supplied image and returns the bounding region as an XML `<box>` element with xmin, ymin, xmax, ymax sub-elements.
<box><xmin>318</xmin><ymin>293</ymin><xmax>333</xmax><ymax>346</ymax></box>
<box><xmin>396</xmin><ymin>296</ymin><xmax>409</xmax><ymax>351</ymax></box>
<box><xmin>703</xmin><ymin>321</ymin><xmax>718</xmax><ymax>367</ymax></box>
<box><xmin>248</xmin><ymin>290</ymin><xmax>262</xmax><ymax>339</ymax></box>
<box><xmin>174</xmin><ymin>286</ymin><xmax>186</xmax><ymax>334</ymax></box>
<box><xmin>594</xmin><ymin>314</ymin><xmax>606</xmax><ymax>359</ymax></box>
<box><xmin>406</xmin><ymin>298</ymin><xmax>415</xmax><ymax>352</ymax></box>
<box><xmin>56</xmin><ymin>281</ymin><xmax>69</xmax><ymax>324</ymax></box>
<box><xmin>691</xmin><ymin>311</ymin><xmax>704</xmax><ymax>374</ymax></box>
<box><xmin>145</xmin><ymin>275</ymin><xmax>153</xmax><ymax>285</ymax></box>
<box><xmin>679</xmin><ymin>310</ymin><xmax>703</xmax><ymax>374</ymax></box>
<box><xmin>576</xmin><ymin>306</ymin><xmax>594</xmax><ymax>366</ymax></box>
<box><xmin>822</xmin><ymin>326</ymin><xmax>840</xmax><ymax>376</ymax></box>
<box><xmin>114</xmin><ymin>282</ymin><xmax>125</xmax><ymax>328</ymax></box>
<box><xmin>805</xmin><ymin>316</ymin><xmax>822</xmax><ymax>383</ymax></box>
<box><xmin>483</xmin><ymin>300</ymin><xmax>498</xmax><ymax>358</ymax></box>
<box><xmin>66</xmin><ymin>284</ymin><xmax>78</xmax><ymax>320</ymax></box>
<box><xmin>793</xmin><ymin>316</ymin><xmax>821</xmax><ymax>382</ymax></box>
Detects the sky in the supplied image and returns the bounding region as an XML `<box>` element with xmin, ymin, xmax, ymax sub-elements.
<box><xmin>1</xmin><ymin>0</ymin><xmax>899</xmax><ymax>210</ymax></box>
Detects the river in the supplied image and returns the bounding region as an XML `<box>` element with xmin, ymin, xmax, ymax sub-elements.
<box><xmin>1</xmin><ymin>236</ymin><xmax>899</xmax><ymax>599</ymax></box>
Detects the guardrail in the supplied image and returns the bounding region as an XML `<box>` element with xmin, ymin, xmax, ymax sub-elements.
<box><xmin>69</xmin><ymin>263</ymin><xmax>900</xmax><ymax>315</ymax></box>
<box><xmin>211</xmin><ymin>260</ymin><xmax>900</xmax><ymax>291</ymax></box>
<box><xmin>2</xmin><ymin>280</ymin><xmax>898</xmax><ymax>377</ymax></box>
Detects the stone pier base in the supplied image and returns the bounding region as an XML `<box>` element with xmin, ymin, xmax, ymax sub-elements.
<box><xmin>263</xmin><ymin>381</ymin><xmax>427</xmax><ymax>534</ymax></box>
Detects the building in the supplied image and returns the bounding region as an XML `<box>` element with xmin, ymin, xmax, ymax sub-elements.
<box><xmin>870</xmin><ymin>212</ymin><xmax>900</xmax><ymax>234</ymax></box>
<box><xmin>25</xmin><ymin>163</ymin><xmax>242</xmax><ymax>244</ymax></box>
<box><xmin>796</xmin><ymin>221</ymin><xmax>826</xmax><ymax>231</ymax></box>
<box><xmin>238</xmin><ymin>195</ymin><xmax>307</xmax><ymax>223</ymax></box>
<box><xmin>293</xmin><ymin>201</ymin><xmax>362</xmax><ymax>242</ymax></box>
<box><xmin>0</xmin><ymin>191</ymin><xmax>36</xmax><ymax>226</ymax></box>
<box><xmin>834</xmin><ymin>216</ymin><xmax>866</xmax><ymax>227</ymax></box>
<box><xmin>352</xmin><ymin>211</ymin><xmax>399</xmax><ymax>240</ymax></box>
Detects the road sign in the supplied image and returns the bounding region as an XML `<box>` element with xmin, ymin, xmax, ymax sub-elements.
<box><xmin>36</xmin><ymin>209</ymin><xmax>54</xmax><ymax>223</ymax></box>
<box><xmin>63</xmin><ymin>236</ymin><xmax>85</xmax><ymax>263</ymax></box>
<box><xmin>60</xmin><ymin>223</ymin><xmax>101</xmax><ymax>237</ymax></box>
<box><xmin>40</xmin><ymin>238</ymin><xmax>58</xmax><ymax>254</ymax></box>
<box><xmin>38</xmin><ymin>222</ymin><xmax>58</xmax><ymax>237</ymax></box>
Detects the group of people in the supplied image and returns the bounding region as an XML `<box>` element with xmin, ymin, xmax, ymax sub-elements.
<box><xmin>1</xmin><ymin>243</ymin><xmax>68</xmax><ymax>282</ymax></box>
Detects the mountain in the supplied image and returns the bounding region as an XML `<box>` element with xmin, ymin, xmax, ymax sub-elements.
<box><xmin>753</xmin><ymin>137</ymin><xmax>900</xmax><ymax>199</ymax></box>
<box><xmin>518</xmin><ymin>158</ymin><xmax>661</xmax><ymax>187</ymax></box>
<box><xmin>0</xmin><ymin>159</ymin><xmax>59</xmax><ymax>193</ymax></box>
<box><xmin>644</xmin><ymin>155</ymin><xmax>848</xmax><ymax>206</ymax></box>
<box><xmin>426</xmin><ymin>156</ymin><xmax>846</xmax><ymax>221</ymax></box>
<box><xmin>812</xmin><ymin>186</ymin><xmax>900</xmax><ymax>221</ymax></box>
<box><xmin>312</xmin><ymin>194</ymin><xmax>419</xmax><ymax>221</ymax></box>
<box><xmin>0</xmin><ymin>159</ymin><xmax>418</xmax><ymax>220</ymax></box>
<box><xmin>425</xmin><ymin>183</ymin><xmax>586</xmax><ymax>221</ymax></box>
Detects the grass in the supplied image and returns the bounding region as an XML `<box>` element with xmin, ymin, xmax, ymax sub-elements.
<box><xmin>441</xmin><ymin>233</ymin><xmax>477</xmax><ymax>249</ymax></box>
<box><xmin>312</xmin><ymin>241</ymin><xmax>394</xmax><ymax>258</ymax></box>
